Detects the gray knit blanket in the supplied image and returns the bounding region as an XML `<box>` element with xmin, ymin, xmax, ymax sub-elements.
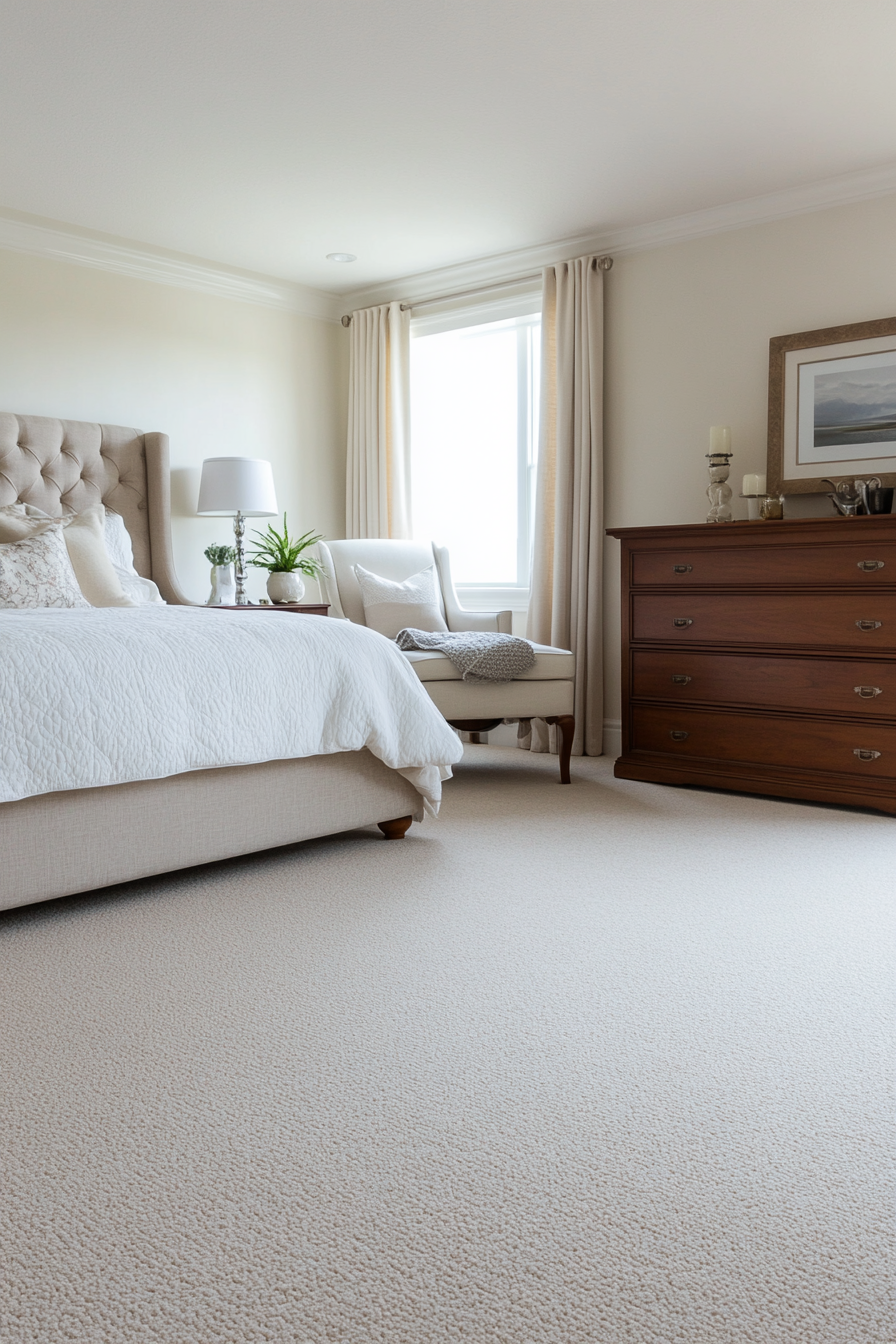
<box><xmin>395</xmin><ymin>628</ymin><xmax>536</xmax><ymax>683</ymax></box>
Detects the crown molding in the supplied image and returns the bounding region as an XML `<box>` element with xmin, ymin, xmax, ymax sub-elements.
<box><xmin>340</xmin><ymin>161</ymin><xmax>896</xmax><ymax>312</ymax></box>
<box><xmin>4</xmin><ymin>159</ymin><xmax>896</xmax><ymax>321</ymax></box>
<box><xmin>0</xmin><ymin>210</ymin><xmax>341</xmax><ymax>322</ymax></box>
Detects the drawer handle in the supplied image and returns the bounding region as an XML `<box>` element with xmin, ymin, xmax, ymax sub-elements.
<box><xmin>670</xmin><ymin>730</ymin><xmax>689</xmax><ymax>742</ymax></box>
<box><xmin>671</xmin><ymin>674</ymin><xmax>692</xmax><ymax>685</ymax></box>
<box><xmin>853</xmin><ymin>748</ymin><xmax>881</xmax><ymax>762</ymax></box>
<box><xmin>854</xmin><ymin>685</ymin><xmax>882</xmax><ymax>699</ymax></box>
<box><xmin>856</xmin><ymin>619</ymin><xmax>882</xmax><ymax>631</ymax></box>
<box><xmin>672</xmin><ymin>564</ymin><xmax>693</xmax><ymax>574</ymax></box>
<box><xmin>857</xmin><ymin>560</ymin><xmax>885</xmax><ymax>572</ymax></box>
<box><xmin>672</xmin><ymin>617</ymin><xmax>693</xmax><ymax>628</ymax></box>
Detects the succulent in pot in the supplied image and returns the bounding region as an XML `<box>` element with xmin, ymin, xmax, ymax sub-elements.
<box><xmin>247</xmin><ymin>515</ymin><xmax>324</xmax><ymax>604</ymax></box>
<box><xmin>203</xmin><ymin>543</ymin><xmax>237</xmax><ymax>605</ymax></box>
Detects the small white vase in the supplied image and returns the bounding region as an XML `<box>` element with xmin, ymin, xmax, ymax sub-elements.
<box><xmin>208</xmin><ymin>563</ymin><xmax>236</xmax><ymax>605</ymax></box>
<box><xmin>266</xmin><ymin>571</ymin><xmax>305</xmax><ymax>604</ymax></box>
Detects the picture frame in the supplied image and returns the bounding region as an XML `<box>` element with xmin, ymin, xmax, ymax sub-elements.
<box><xmin>767</xmin><ymin>315</ymin><xmax>896</xmax><ymax>494</ymax></box>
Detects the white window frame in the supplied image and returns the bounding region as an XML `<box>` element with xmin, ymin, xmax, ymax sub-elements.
<box><xmin>410</xmin><ymin>287</ymin><xmax>542</xmax><ymax>611</ymax></box>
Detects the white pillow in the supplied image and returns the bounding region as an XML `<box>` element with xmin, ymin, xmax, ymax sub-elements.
<box><xmin>63</xmin><ymin>506</ymin><xmax>136</xmax><ymax>608</ymax></box>
<box><xmin>104</xmin><ymin>511</ymin><xmax>166</xmax><ymax>605</ymax></box>
<box><xmin>0</xmin><ymin>524</ymin><xmax>91</xmax><ymax>609</ymax></box>
<box><xmin>353</xmin><ymin>563</ymin><xmax>448</xmax><ymax>639</ymax></box>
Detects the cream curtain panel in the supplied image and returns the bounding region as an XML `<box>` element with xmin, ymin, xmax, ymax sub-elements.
<box><xmin>346</xmin><ymin>301</ymin><xmax>412</xmax><ymax>539</ymax></box>
<box><xmin>525</xmin><ymin>254</ymin><xmax>605</xmax><ymax>757</ymax></box>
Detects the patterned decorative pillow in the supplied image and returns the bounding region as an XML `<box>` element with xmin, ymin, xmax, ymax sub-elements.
<box><xmin>0</xmin><ymin>524</ymin><xmax>91</xmax><ymax>609</ymax></box>
<box><xmin>0</xmin><ymin>503</ymin><xmax>59</xmax><ymax>545</ymax></box>
<box><xmin>353</xmin><ymin>563</ymin><xmax>448</xmax><ymax>638</ymax></box>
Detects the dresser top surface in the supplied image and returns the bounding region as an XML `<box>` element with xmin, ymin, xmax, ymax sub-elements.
<box><xmin>607</xmin><ymin>515</ymin><xmax>896</xmax><ymax>543</ymax></box>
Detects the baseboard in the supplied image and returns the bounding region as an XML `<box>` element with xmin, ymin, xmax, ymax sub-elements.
<box><xmin>466</xmin><ymin>720</ymin><xmax>622</xmax><ymax>755</ymax></box>
<box><xmin>603</xmin><ymin>720</ymin><xmax>622</xmax><ymax>758</ymax></box>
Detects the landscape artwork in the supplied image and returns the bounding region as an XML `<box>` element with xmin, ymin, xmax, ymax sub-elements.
<box><xmin>797</xmin><ymin>349</ymin><xmax>896</xmax><ymax>464</ymax></box>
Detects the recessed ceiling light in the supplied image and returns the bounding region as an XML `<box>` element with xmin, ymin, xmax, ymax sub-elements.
<box><xmin>326</xmin><ymin>252</ymin><xmax>356</xmax><ymax>263</ymax></box>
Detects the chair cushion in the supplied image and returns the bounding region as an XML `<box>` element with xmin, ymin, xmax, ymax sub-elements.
<box><xmin>404</xmin><ymin>642</ymin><xmax>574</xmax><ymax>682</ymax></box>
<box><xmin>354</xmin><ymin>563</ymin><xmax>448</xmax><ymax>639</ymax></box>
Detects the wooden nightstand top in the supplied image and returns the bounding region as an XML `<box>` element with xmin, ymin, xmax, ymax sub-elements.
<box><xmin>207</xmin><ymin>603</ymin><xmax>330</xmax><ymax>615</ymax></box>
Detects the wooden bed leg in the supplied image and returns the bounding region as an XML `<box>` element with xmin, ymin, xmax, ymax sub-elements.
<box><xmin>378</xmin><ymin>815</ymin><xmax>413</xmax><ymax>840</ymax></box>
<box><xmin>545</xmin><ymin>715</ymin><xmax>575</xmax><ymax>784</ymax></box>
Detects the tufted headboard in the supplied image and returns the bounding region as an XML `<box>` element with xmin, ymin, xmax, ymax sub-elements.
<box><xmin>0</xmin><ymin>412</ymin><xmax>189</xmax><ymax>604</ymax></box>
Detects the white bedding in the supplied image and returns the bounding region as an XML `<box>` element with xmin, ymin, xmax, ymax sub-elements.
<box><xmin>0</xmin><ymin>606</ymin><xmax>464</xmax><ymax>814</ymax></box>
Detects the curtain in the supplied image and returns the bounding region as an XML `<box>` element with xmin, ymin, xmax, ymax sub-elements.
<box><xmin>346</xmin><ymin>301</ymin><xmax>412</xmax><ymax>539</ymax></box>
<box><xmin>523</xmin><ymin>254</ymin><xmax>605</xmax><ymax>757</ymax></box>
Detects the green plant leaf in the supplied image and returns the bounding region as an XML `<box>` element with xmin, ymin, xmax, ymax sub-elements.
<box><xmin>247</xmin><ymin>514</ymin><xmax>324</xmax><ymax>575</ymax></box>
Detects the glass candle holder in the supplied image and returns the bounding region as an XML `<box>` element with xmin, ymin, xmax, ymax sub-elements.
<box><xmin>706</xmin><ymin>452</ymin><xmax>734</xmax><ymax>523</ymax></box>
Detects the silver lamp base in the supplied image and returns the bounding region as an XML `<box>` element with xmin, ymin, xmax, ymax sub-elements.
<box><xmin>232</xmin><ymin>511</ymin><xmax>250</xmax><ymax>604</ymax></box>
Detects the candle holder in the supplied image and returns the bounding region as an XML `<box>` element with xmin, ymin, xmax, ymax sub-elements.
<box><xmin>706</xmin><ymin>452</ymin><xmax>734</xmax><ymax>523</ymax></box>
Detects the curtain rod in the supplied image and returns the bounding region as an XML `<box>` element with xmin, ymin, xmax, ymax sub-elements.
<box><xmin>340</xmin><ymin>255</ymin><xmax>613</xmax><ymax>326</ymax></box>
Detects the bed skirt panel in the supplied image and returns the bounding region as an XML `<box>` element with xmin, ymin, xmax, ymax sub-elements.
<box><xmin>0</xmin><ymin>751</ymin><xmax>423</xmax><ymax>913</ymax></box>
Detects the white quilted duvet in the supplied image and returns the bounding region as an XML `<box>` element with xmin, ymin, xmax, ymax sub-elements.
<box><xmin>0</xmin><ymin>606</ymin><xmax>464</xmax><ymax>812</ymax></box>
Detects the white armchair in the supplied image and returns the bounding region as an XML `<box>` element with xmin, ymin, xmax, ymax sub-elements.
<box><xmin>317</xmin><ymin>539</ymin><xmax>575</xmax><ymax>783</ymax></box>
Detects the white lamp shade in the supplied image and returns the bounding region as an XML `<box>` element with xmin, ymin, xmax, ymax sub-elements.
<box><xmin>197</xmin><ymin>457</ymin><xmax>278</xmax><ymax>517</ymax></box>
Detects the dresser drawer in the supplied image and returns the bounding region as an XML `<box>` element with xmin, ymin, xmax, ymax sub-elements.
<box><xmin>632</xmin><ymin>650</ymin><xmax>896</xmax><ymax>715</ymax></box>
<box><xmin>632</xmin><ymin>540</ymin><xmax>896</xmax><ymax>587</ymax></box>
<box><xmin>632</xmin><ymin>592</ymin><xmax>895</xmax><ymax>649</ymax></box>
<box><xmin>631</xmin><ymin>704</ymin><xmax>896</xmax><ymax>778</ymax></box>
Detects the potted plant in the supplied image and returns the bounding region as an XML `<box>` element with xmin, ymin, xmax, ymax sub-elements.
<box><xmin>248</xmin><ymin>514</ymin><xmax>324</xmax><ymax>604</ymax></box>
<box><xmin>204</xmin><ymin>543</ymin><xmax>237</xmax><ymax>606</ymax></box>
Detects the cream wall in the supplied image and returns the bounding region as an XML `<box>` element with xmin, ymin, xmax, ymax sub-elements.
<box><xmin>0</xmin><ymin>248</ymin><xmax>347</xmax><ymax>602</ymax></box>
<box><xmin>603</xmin><ymin>192</ymin><xmax>896</xmax><ymax>738</ymax></box>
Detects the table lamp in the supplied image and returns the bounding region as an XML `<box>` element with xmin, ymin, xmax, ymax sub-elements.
<box><xmin>197</xmin><ymin>457</ymin><xmax>278</xmax><ymax>605</ymax></box>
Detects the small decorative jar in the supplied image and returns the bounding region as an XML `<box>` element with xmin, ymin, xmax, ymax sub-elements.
<box><xmin>760</xmin><ymin>495</ymin><xmax>784</xmax><ymax>521</ymax></box>
<box><xmin>266</xmin><ymin>571</ymin><xmax>305</xmax><ymax>604</ymax></box>
<box><xmin>208</xmin><ymin>563</ymin><xmax>237</xmax><ymax>605</ymax></box>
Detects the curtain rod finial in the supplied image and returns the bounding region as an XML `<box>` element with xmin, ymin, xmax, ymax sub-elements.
<box><xmin>341</xmin><ymin>314</ymin><xmax>352</xmax><ymax>327</ymax></box>
<box><xmin>597</xmin><ymin>255</ymin><xmax>613</xmax><ymax>271</ymax></box>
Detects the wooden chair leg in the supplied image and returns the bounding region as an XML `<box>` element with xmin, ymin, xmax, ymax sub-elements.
<box><xmin>545</xmin><ymin>715</ymin><xmax>575</xmax><ymax>784</ymax></box>
<box><xmin>378</xmin><ymin>815</ymin><xmax>413</xmax><ymax>840</ymax></box>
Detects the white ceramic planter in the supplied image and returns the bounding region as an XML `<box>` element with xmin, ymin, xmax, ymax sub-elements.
<box><xmin>208</xmin><ymin>563</ymin><xmax>236</xmax><ymax>606</ymax></box>
<box><xmin>266</xmin><ymin>571</ymin><xmax>305</xmax><ymax>604</ymax></box>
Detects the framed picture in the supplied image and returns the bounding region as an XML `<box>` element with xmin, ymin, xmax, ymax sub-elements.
<box><xmin>767</xmin><ymin>316</ymin><xmax>896</xmax><ymax>493</ymax></box>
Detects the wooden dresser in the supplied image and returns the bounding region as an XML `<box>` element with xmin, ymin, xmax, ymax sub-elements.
<box><xmin>606</xmin><ymin>516</ymin><xmax>896</xmax><ymax>815</ymax></box>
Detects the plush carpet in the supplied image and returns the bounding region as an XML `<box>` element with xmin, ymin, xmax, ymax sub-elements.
<box><xmin>1</xmin><ymin>748</ymin><xmax>893</xmax><ymax>1344</ymax></box>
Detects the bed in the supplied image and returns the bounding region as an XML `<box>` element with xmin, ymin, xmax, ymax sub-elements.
<box><xmin>0</xmin><ymin>413</ymin><xmax>463</xmax><ymax>913</ymax></box>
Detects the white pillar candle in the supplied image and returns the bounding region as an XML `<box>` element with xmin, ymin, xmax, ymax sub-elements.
<box><xmin>743</xmin><ymin>473</ymin><xmax>759</xmax><ymax>495</ymax></box>
<box><xmin>755</xmin><ymin>473</ymin><xmax>766</xmax><ymax>495</ymax></box>
<box><xmin>709</xmin><ymin>425</ymin><xmax>731</xmax><ymax>453</ymax></box>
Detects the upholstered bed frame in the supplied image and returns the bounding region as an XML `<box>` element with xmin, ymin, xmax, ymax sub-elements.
<box><xmin>0</xmin><ymin>413</ymin><xmax>421</xmax><ymax>913</ymax></box>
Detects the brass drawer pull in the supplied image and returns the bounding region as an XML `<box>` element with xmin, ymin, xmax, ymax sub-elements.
<box><xmin>857</xmin><ymin>560</ymin><xmax>885</xmax><ymax>572</ymax></box>
<box><xmin>671</xmin><ymin>674</ymin><xmax>692</xmax><ymax>685</ymax></box>
<box><xmin>856</xmin><ymin>619</ymin><xmax>882</xmax><ymax>631</ymax></box>
<box><xmin>670</xmin><ymin>730</ymin><xmax>689</xmax><ymax>742</ymax></box>
<box><xmin>854</xmin><ymin>685</ymin><xmax>882</xmax><ymax>698</ymax></box>
<box><xmin>853</xmin><ymin>748</ymin><xmax>882</xmax><ymax>762</ymax></box>
<box><xmin>672</xmin><ymin>564</ymin><xmax>693</xmax><ymax>574</ymax></box>
<box><xmin>672</xmin><ymin>617</ymin><xmax>693</xmax><ymax>628</ymax></box>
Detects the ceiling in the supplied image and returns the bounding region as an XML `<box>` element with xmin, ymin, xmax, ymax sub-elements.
<box><xmin>3</xmin><ymin>0</ymin><xmax>896</xmax><ymax>294</ymax></box>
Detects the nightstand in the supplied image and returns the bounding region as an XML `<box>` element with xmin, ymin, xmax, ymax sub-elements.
<box><xmin>208</xmin><ymin>603</ymin><xmax>330</xmax><ymax>615</ymax></box>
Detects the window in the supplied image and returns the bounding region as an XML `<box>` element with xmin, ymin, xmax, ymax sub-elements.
<box><xmin>410</xmin><ymin>304</ymin><xmax>541</xmax><ymax>600</ymax></box>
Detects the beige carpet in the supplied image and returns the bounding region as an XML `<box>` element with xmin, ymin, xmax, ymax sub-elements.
<box><xmin>1</xmin><ymin>748</ymin><xmax>893</xmax><ymax>1344</ymax></box>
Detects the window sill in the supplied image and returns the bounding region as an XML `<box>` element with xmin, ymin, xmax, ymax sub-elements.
<box><xmin>455</xmin><ymin>585</ymin><xmax>530</xmax><ymax>613</ymax></box>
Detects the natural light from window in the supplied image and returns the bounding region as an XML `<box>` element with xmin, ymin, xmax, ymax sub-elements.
<box><xmin>410</xmin><ymin>312</ymin><xmax>540</xmax><ymax>587</ymax></box>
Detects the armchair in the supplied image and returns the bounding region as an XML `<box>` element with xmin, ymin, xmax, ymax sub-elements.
<box><xmin>317</xmin><ymin>539</ymin><xmax>575</xmax><ymax>783</ymax></box>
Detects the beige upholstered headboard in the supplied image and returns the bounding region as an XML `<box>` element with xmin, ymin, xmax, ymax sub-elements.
<box><xmin>0</xmin><ymin>412</ymin><xmax>189</xmax><ymax>604</ymax></box>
